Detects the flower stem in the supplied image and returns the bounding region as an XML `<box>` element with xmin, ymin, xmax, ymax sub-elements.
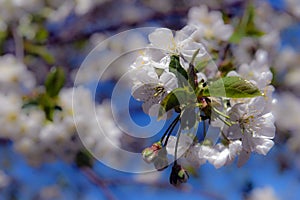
<box><xmin>163</xmin><ymin>117</ymin><xmax>180</xmax><ymax>146</ymax></box>
<box><xmin>161</xmin><ymin>114</ymin><xmax>180</xmax><ymax>145</ymax></box>
<box><xmin>216</xmin><ymin>114</ymin><xmax>232</xmax><ymax>126</ymax></box>
<box><xmin>212</xmin><ymin>107</ymin><xmax>230</xmax><ymax>119</ymax></box>
<box><xmin>12</xmin><ymin>26</ymin><xmax>24</xmax><ymax>62</ymax></box>
<box><xmin>174</xmin><ymin>126</ymin><xmax>182</xmax><ymax>162</ymax></box>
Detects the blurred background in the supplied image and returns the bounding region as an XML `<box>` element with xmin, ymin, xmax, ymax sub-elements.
<box><xmin>1</xmin><ymin>0</ymin><xmax>300</xmax><ymax>199</ymax></box>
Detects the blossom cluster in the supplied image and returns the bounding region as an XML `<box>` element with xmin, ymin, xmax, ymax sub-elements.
<box><xmin>131</xmin><ymin>5</ymin><xmax>276</xmax><ymax>186</ymax></box>
<box><xmin>1</xmin><ymin>0</ymin><xmax>299</xmax><ymax>194</ymax></box>
<box><xmin>0</xmin><ymin>54</ymin><xmax>121</xmax><ymax>166</ymax></box>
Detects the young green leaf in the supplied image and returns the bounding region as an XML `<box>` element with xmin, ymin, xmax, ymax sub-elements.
<box><xmin>37</xmin><ymin>93</ymin><xmax>56</xmax><ymax>121</ymax></box>
<box><xmin>169</xmin><ymin>55</ymin><xmax>188</xmax><ymax>87</ymax></box>
<box><xmin>187</xmin><ymin>63</ymin><xmax>197</xmax><ymax>90</ymax></box>
<box><xmin>158</xmin><ymin>87</ymin><xmax>195</xmax><ymax>119</ymax></box>
<box><xmin>194</xmin><ymin>59</ymin><xmax>210</xmax><ymax>72</ymax></box>
<box><xmin>45</xmin><ymin>67</ymin><xmax>65</xmax><ymax>98</ymax></box>
<box><xmin>24</xmin><ymin>42</ymin><xmax>55</xmax><ymax>64</ymax></box>
<box><xmin>202</xmin><ymin>76</ymin><xmax>262</xmax><ymax>98</ymax></box>
<box><xmin>229</xmin><ymin>3</ymin><xmax>264</xmax><ymax>43</ymax></box>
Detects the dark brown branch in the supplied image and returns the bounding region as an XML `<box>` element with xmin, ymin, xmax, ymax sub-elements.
<box><xmin>81</xmin><ymin>166</ymin><xmax>225</xmax><ymax>200</ymax></box>
<box><xmin>48</xmin><ymin>1</ymin><xmax>191</xmax><ymax>45</ymax></box>
<box><xmin>80</xmin><ymin>167</ymin><xmax>117</xmax><ymax>200</ymax></box>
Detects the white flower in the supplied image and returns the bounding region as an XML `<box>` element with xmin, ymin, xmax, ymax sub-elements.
<box><xmin>273</xmin><ymin>92</ymin><xmax>300</xmax><ymax>153</ymax></box>
<box><xmin>72</xmin><ymin>88</ymin><xmax>122</xmax><ymax>162</ymax></box>
<box><xmin>165</xmin><ymin>134</ymin><xmax>242</xmax><ymax>169</ymax></box>
<box><xmin>226</xmin><ymin>97</ymin><xmax>275</xmax><ymax>156</ymax></box>
<box><xmin>18</xmin><ymin>109</ymin><xmax>45</xmax><ymax>139</ymax></box>
<box><xmin>187</xmin><ymin>5</ymin><xmax>233</xmax><ymax>41</ymax></box>
<box><xmin>148</xmin><ymin>27</ymin><xmax>207</xmax><ymax>62</ymax></box>
<box><xmin>3</xmin><ymin>86</ymin><xmax>122</xmax><ymax>166</ymax></box>
<box><xmin>131</xmin><ymin>55</ymin><xmax>178</xmax><ymax>116</ymax></box>
<box><xmin>166</xmin><ymin>135</ymin><xmax>193</xmax><ymax>158</ymax></box>
<box><xmin>206</xmin><ymin>140</ymin><xmax>242</xmax><ymax>169</ymax></box>
<box><xmin>0</xmin><ymin>54</ymin><xmax>35</xmax><ymax>94</ymax></box>
<box><xmin>166</xmin><ymin>135</ymin><xmax>207</xmax><ymax>168</ymax></box>
<box><xmin>0</xmin><ymin>93</ymin><xmax>23</xmax><ymax>139</ymax></box>
<box><xmin>274</xmin><ymin>92</ymin><xmax>300</xmax><ymax>133</ymax></box>
<box><xmin>284</xmin><ymin>67</ymin><xmax>300</xmax><ymax>93</ymax></box>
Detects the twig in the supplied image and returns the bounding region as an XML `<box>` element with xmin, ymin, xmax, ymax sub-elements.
<box><xmin>48</xmin><ymin>7</ymin><xmax>189</xmax><ymax>45</ymax></box>
<box><xmin>81</xmin><ymin>166</ymin><xmax>225</xmax><ymax>200</ymax></box>
<box><xmin>80</xmin><ymin>167</ymin><xmax>117</xmax><ymax>200</ymax></box>
<box><xmin>12</xmin><ymin>26</ymin><xmax>24</xmax><ymax>62</ymax></box>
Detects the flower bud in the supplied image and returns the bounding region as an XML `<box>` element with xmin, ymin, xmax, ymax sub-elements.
<box><xmin>142</xmin><ymin>141</ymin><xmax>162</xmax><ymax>164</ymax></box>
<box><xmin>142</xmin><ymin>147</ymin><xmax>157</xmax><ymax>163</ymax></box>
<box><xmin>169</xmin><ymin>164</ymin><xmax>189</xmax><ymax>187</ymax></box>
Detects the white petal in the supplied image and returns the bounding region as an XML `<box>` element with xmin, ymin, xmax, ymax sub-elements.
<box><xmin>132</xmin><ymin>84</ymin><xmax>157</xmax><ymax>101</ymax></box>
<box><xmin>159</xmin><ymin>72</ymin><xmax>178</xmax><ymax>91</ymax></box>
<box><xmin>149</xmin><ymin>28</ymin><xmax>174</xmax><ymax>51</ymax></box>
<box><xmin>255</xmin><ymin>50</ymin><xmax>268</xmax><ymax>64</ymax></box>
<box><xmin>254</xmin><ymin>113</ymin><xmax>275</xmax><ymax>139</ymax></box>
<box><xmin>237</xmin><ymin>150</ymin><xmax>251</xmax><ymax>167</ymax></box>
<box><xmin>181</xmin><ymin>40</ymin><xmax>206</xmax><ymax>61</ymax></box>
<box><xmin>227</xmin><ymin>124</ymin><xmax>242</xmax><ymax>140</ymax></box>
<box><xmin>254</xmin><ymin>138</ymin><xmax>274</xmax><ymax>155</ymax></box>
<box><xmin>132</xmin><ymin>68</ymin><xmax>157</xmax><ymax>83</ymax></box>
<box><xmin>176</xmin><ymin>25</ymin><xmax>198</xmax><ymax>42</ymax></box>
<box><xmin>229</xmin><ymin>140</ymin><xmax>242</xmax><ymax>155</ymax></box>
<box><xmin>213</xmin><ymin>148</ymin><xmax>230</xmax><ymax>169</ymax></box>
<box><xmin>142</xmin><ymin>96</ymin><xmax>160</xmax><ymax>115</ymax></box>
<box><xmin>213</xmin><ymin>22</ymin><xmax>233</xmax><ymax>41</ymax></box>
<box><xmin>166</xmin><ymin>135</ymin><xmax>193</xmax><ymax>157</ymax></box>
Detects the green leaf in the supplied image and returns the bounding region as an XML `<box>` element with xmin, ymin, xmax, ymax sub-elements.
<box><xmin>187</xmin><ymin>63</ymin><xmax>197</xmax><ymax>90</ymax></box>
<box><xmin>24</xmin><ymin>42</ymin><xmax>55</xmax><ymax>64</ymax></box>
<box><xmin>194</xmin><ymin>59</ymin><xmax>210</xmax><ymax>72</ymax></box>
<box><xmin>35</xmin><ymin>27</ymin><xmax>49</xmax><ymax>43</ymax></box>
<box><xmin>229</xmin><ymin>4</ymin><xmax>264</xmax><ymax>43</ymax></box>
<box><xmin>159</xmin><ymin>87</ymin><xmax>195</xmax><ymax>119</ymax></box>
<box><xmin>0</xmin><ymin>30</ymin><xmax>7</xmax><ymax>54</ymax></box>
<box><xmin>169</xmin><ymin>55</ymin><xmax>188</xmax><ymax>87</ymax></box>
<box><xmin>45</xmin><ymin>67</ymin><xmax>65</xmax><ymax>98</ymax></box>
<box><xmin>202</xmin><ymin>76</ymin><xmax>262</xmax><ymax>98</ymax></box>
<box><xmin>37</xmin><ymin>93</ymin><xmax>56</xmax><ymax>121</ymax></box>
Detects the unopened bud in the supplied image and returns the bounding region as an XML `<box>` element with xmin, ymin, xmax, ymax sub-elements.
<box><xmin>141</xmin><ymin>141</ymin><xmax>162</xmax><ymax>164</ymax></box>
<box><xmin>169</xmin><ymin>164</ymin><xmax>189</xmax><ymax>187</ymax></box>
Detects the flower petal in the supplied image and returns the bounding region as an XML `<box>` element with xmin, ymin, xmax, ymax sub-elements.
<box><xmin>149</xmin><ymin>28</ymin><xmax>174</xmax><ymax>51</ymax></box>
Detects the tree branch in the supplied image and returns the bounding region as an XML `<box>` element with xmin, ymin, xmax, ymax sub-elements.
<box><xmin>80</xmin><ymin>167</ymin><xmax>117</xmax><ymax>200</ymax></box>
<box><xmin>81</xmin><ymin>166</ymin><xmax>225</xmax><ymax>200</ymax></box>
